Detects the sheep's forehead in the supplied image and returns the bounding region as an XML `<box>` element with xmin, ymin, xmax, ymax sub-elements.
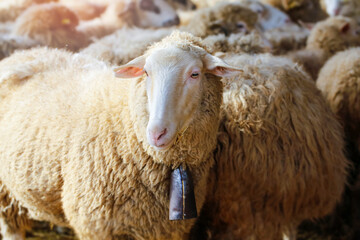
<box><xmin>145</xmin><ymin>46</ymin><xmax>203</xmax><ymax>71</ymax></box>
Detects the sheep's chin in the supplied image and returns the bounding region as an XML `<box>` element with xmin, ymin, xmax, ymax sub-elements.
<box><xmin>151</xmin><ymin>137</ymin><xmax>176</xmax><ymax>151</ymax></box>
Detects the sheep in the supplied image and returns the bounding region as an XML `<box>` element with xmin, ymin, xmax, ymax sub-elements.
<box><xmin>12</xmin><ymin>3</ymin><xmax>92</xmax><ymax>51</ymax></box>
<box><xmin>81</xmin><ymin>2</ymin><xmax>261</xmax><ymax>65</ymax></box>
<box><xmin>188</xmin><ymin>0</ymin><xmax>294</xmax><ymax>31</ymax></box>
<box><xmin>316</xmin><ymin>46</ymin><xmax>360</xmax><ymax>240</ymax></box>
<box><xmin>287</xmin><ymin>16</ymin><xmax>360</xmax><ymax>80</ymax></box>
<box><xmin>190</xmin><ymin>53</ymin><xmax>349</xmax><ymax>240</ymax></box>
<box><xmin>261</xmin><ymin>0</ymin><xmax>328</xmax><ymax>23</ymax></box>
<box><xmin>203</xmin><ymin>31</ymin><xmax>272</xmax><ymax>55</ymax></box>
<box><xmin>316</xmin><ymin>47</ymin><xmax>360</xmax><ymax>158</ymax></box>
<box><xmin>338</xmin><ymin>0</ymin><xmax>360</xmax><ymax>25</ymax></box>
<box><xmin>0</xmin><ymin>0</ymin><xmax>58</xmax><ymax>22</ymax></box>
<box><xmin>77</xmin><ymin>0</ymin><xmax>188</xmax><ymax>39</ymax></box>
<box><xmin>182</xmin><ymin>2</ymin><xmax>259</xmax><ymax>38</ymax></box>
<box><xmin>264</xmin><ymin>23</ymin><xmax>309</xmax><ymax>54</ymax></box>
<box><xmin>237</xmin><ymin>0</ymin><xmax>294</xmax><ymax>31</ymax></box>
<box><xmin>0</xmin><ymin>31</ymin><xmax>243</xmax><ymax>240</ymax></box>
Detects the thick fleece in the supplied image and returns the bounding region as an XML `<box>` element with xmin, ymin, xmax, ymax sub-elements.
<box><xmin>0</xmin><ymin>32</ymin><xmax>223</xmax><ymax>239</ymax></box>
<box><xmin>191</xmin><ymin>54</ymin><xmax>349</xmax><ymax>240</ymax></box>
<box><xmin>317</xmin><ymin>47</ymin><xmax>360</xmax><ymax>151</ymax></box>
<box><xmin>287</xmin><ymin>16</ymin><xmax>360</xmax><ymax>80</ymax></box>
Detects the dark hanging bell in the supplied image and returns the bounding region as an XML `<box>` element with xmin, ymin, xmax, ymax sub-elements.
<box><xmin>169</xmin><ymin>165</ymin><xmax>197</xmax><ymax>220</ymax></box>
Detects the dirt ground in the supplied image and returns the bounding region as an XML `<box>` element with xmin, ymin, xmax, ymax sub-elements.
<box><xmin>26</xmin><ymin>215</ymin><xmax>358</xmax><ymax>240</ymax></box>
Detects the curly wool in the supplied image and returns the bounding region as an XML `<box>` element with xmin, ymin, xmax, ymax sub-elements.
<box><xmin>192</xmin><ymin>54</ymin><xmax>349</xmax><ymax>239</ymax></box>
<box><xmin>287</xmin><ymin>16</ymin><xmax>360</xmax><ymax>80</ymax></box>
<box><xmin>317</xmin><ymin>47</ymin><xmax>360</xmax><ymax>150</ymax></box>
<box><xmin>0</xmin><ymin>32</ymin><xmax>222</xmax><ymax>239</ymax></box>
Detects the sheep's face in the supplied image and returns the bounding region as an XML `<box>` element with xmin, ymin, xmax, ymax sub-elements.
<box><xmin>207</xmin><ymin>4</ymin><xmax>258</xmax><ymax>36</ymax></box>
<box><xmin>137</xmin><ymin>0</ymin><xmax>181</xmax><ymax>27</ymax></box>
<box><xmin>307</xmin><ymin>16</ymin><xmax>360</xmax><ymax>52</ymax></box>
<box><xmin>114</xmin><ymin>45</ymin><xmax>242</xmax><ymax>151</ymax></box>
<box><xmin>247</xmin><ymin>2</ymin><xmax>292</xmax><ymax>31</ymax></box>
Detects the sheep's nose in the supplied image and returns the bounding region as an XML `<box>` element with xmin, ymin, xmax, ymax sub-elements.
<box><xmin>163</xmin><ymin>16</ymin><xmax>180</xmax><ymax>27</ymax></box>
<box><xmin>149</xmin><ymin>128</ymin><xmax>168</xmax><ymax>146</ymax></box>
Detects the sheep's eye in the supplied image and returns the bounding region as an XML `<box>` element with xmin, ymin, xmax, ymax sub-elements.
<box><xmin>145</xmin><ymin>70</ymin><xmax>149</xmax><ymax>76</ymax></box>
<box><xmin>237</xmin><ymin>23</ymin><xmax>245</xmax><ymax>29</ymax></box>
<box><xmin>191</xmin><ymin>73</ymin><xmax>199</xmax><ymax>78</ymax></box>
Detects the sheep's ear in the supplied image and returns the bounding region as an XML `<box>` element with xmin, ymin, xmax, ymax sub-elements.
<box><xmin>203</xmin><ymin>54</ymin><xmax>243</xmax><ymax>78</ymax></box>
<box><xmin>340</xmin><ymin>22</ymin><xmax>350</xmax><ymax>34</ymax></box>
<box><xmin>114</xmin><ymin>55</ymin><xmax>146</xmax><ymax>78</ymax></box>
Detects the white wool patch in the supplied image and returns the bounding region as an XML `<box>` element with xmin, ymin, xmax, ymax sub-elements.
<box><xmin>0</xmin><ymin>60</ymin><xmax>39</xmax><ymax>85</ymax></box>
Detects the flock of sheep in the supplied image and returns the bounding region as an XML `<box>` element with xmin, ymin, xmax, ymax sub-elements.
<box><xmin>0</xmin><ymin>0</ymin><xmax>359</xmax><ymax>239</ymax></box>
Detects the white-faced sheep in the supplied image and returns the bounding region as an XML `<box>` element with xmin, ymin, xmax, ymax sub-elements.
<box><xmin>238</xmin><ymin>0</ymin><xmax>293</xmax><ymax>31</ymax></box>
<box><xmin>190</xmin><ymin>53</ymin><xmax>349</xmax><ymax>240</ymax></box>
<box><xmin>287</xmin><ymin>16</ymin><xmax>360</xmax><ymax>80</ymax></box>
<box><xmin>77</xmin><ymin>0</ymin><xmax>191</xmax><ymax>39</ymax></box>
<box><xmin>0</xmin><ymin>31</ymin><xmax>243</xmax><ymax>240</ymax></box>
<box><xmin>81</xmin><ymin>2</ymin><xmax>261</xmax><ymax>65</ymax></box>
<box><xmin>12</xmin><ymin>3</ymin><xmax>91</xmax><ymax>51</ymax></box>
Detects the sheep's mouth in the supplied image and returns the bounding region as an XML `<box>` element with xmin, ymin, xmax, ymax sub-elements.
<box><xmin>153</xmin><ymin>137</ymin><xmax>176</xmax><ymax>151</ymax></box>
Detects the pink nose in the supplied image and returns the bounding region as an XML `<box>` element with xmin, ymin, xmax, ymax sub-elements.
<box><xmin>150</xmin><ymin>128</ymin><xmax>167</xmax><ymax>147</ymax></box>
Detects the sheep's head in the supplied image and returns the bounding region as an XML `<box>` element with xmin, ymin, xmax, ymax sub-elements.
<box><xmin>307</xmin><ymin>16</ymin><xmax>360</xmax><ymax>54</ymax></box>
<box><xmin>244</xmin><ymin>1</ymin><xmax>293</xmax><ymax>31</ymax></box>
<box><xmin>203</xmin><ymin>3</ymin><xmax>259</xmax><ymax>37</ymax></box>
<box><xmin>114</xmin><ymin>32</ymin><xmax>242</xmax><ymax>160</ymax></box>
<box><xmin>14</xmin><ymin>3</ymin><xmax>79</xmax><ymax>34</ymax></box>
<box><xmin>116</xmin><ymin>0</ymin><xmax>184</xmax><ymax>27</ymax></box>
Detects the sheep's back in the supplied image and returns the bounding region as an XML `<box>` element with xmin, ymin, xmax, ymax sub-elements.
<box><xmin>317</xmin><ymin>47</ymin><xmax>360</xmax><ymax>148</ymax></box>
<box><xmin>206</xmin><ymin>54</ymin><xmax>348</xmax><ymax>238</ymax></box>
<box><xmin>0</xmin><ymin>47</ymin><xmax>128</xmax><ymax>224</ymax></box>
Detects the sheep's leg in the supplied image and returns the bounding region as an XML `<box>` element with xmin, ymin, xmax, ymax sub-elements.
<box><xmin>0</xmin><ymin>184</ymin><xmax>30</xmax><ymax>240</ymax></box>
<box><xmin>65</xmin><ymin>213</ymin><xmax>114</xmax><ymax>240</ymax></box>
<box><xmin>0</xmin><ymin>217</ymin><xmax>25</xmax><ymax>240</ymax></box>
<box><xmin>282</xmin><ymin>224</ymin><xmax>297</xmax><ymax>240</ymax></box>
